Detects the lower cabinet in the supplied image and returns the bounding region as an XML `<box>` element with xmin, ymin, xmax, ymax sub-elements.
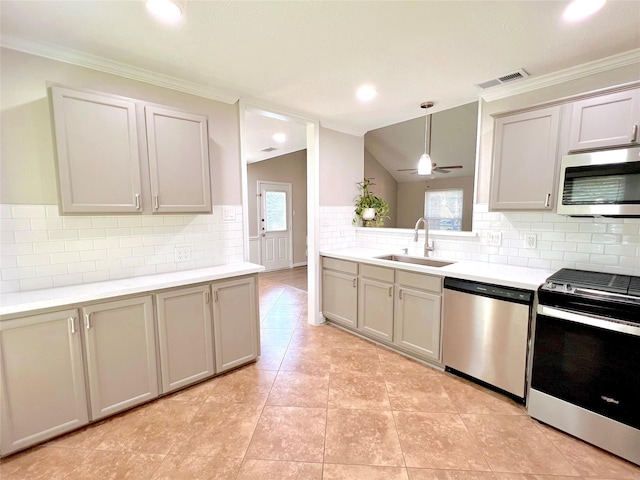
<box><xmin>0</xmin><ymin>309</ymin><xmax>89</xmax><ymax>455</ymax></box>
<box><xmin>212</xmin><ymin>276</ymin><xmax>259</xmax><ymax>373</ymax></box>
<box><xmin>156</xmin><ymin>285</ymin><xmax>214</xmax><ymax>394</ymax></box>
<box><xmin>82</xmin><ymin>296</ymin><xmax>158</xmax><ymax>420</ymax></box>
<box><xmin>358</xmin><ymin>264</ymin><xmax>394</xmax><ymax>342</ymax></box>
<box><xmin>393</xmin><ymin>271</ymin><xmax>443</xmax><ymax>362</ymax></box>
<box><xmin>322</xmin><ymin>258</ymin><xmax>358</xmax><ymax>328</ymax></box>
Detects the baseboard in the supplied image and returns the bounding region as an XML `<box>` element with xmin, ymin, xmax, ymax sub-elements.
<box><xmin>292</xmin><ymin>262</ymin><xmax>307</xmax><ymax>268</ymax></box>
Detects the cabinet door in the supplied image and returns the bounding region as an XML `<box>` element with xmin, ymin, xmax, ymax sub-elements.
<box><xmin>490</xmin><ymin>106</ymin><xmax>561</xmax><ymax>210</ymax></box>
<box><xmin>145</xmin><ymin>106</ymin><xmax>212</xmax><ymax>213</ymax></box>
<box><xmin>569</xmin><ymin>89</ymin><xmax>640</xmax><ymax>152</ymax></box>
<box><xmin>358</xmin><ymin>278</ymin><xmax>394</xmax><ymax>342</ymax></box>
<box><xmin>156</xmin><ymin>286</ymin><xmax>214</xmax><ymax>394</ymax></box>
<box><xmin>82</xmin><ymin>296</ymin><xmax>158</xmax><ymax>420</ymax></box>
<box><xmin>0</xmin><ymin>310</ymin><xmax>88</xmax><ymax>455</ymax></box>
<box><xmin>394</xmin><ymin>287</ymin><xmax>442</xmax><ymax>362</ymax></box>
<box><xmin>212</xmin><ymin>277</ymin><xmax>259</xmax><ymax>373</ymax></box>
<box><xmin>51</xmin><ymin>86</ymin><xmax>143</xmax><ymax>214</ymax></box>
<box><xmin>322</xmin><ymin>270</ymin><xmax>358</xmax><ymax>329</ymax></box>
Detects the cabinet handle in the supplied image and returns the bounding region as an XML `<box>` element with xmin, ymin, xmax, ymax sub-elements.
<box><xmin>632</xmin><ymin>124</ymin><xmax>639</xmax><ymax>143</ymax></box>
<box><xmin>545</xmin><ymin>193</ymin><xmax>551</xmax><ymax>208</ymax></box>
<box><xmin>84</xmin><ymin>313</ymin><xmax>91</xmax><ymax>330</ymax></box>
<box><xmin>399</xmin><ymin>289</ymin><xmax>403</xmax><ymax>300</ymax></box>
<box><xmin>389</xmin><ymin>286</ymin><xmax>393</xmax><ymax>297</ymax></box>
<box><xmin>214</xmin><ymin>290</ymin><xmax>219</xmax><ymax>303</ymax></box>
<box><xmin>68</xmin><ymin>316</ymin><xmax>76</xmax><ymax>334</ymax></box>
<box><xmin>135</xmin><ymin>193</ymin><xmax>141</xmax><ymax>210</ymax></box>
<box><xmin>205</xmin><ymin>290</ymin><xmax>210</xmax><ymax>304</ymax></box>
<box><xmin>352</xmin><ymin>278</ymin><xmax>357</xmax><ymax>288</ymax></box>
<box><xmin>154</xmin><ymin>195</ymin><xmax>159</xmax><ymax>210</ymax></box>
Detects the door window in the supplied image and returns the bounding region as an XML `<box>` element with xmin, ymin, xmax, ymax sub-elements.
<box><xmin>265</xmin><ymin>191</ymin><xmax>287</xmax><ymax>232</ymax></box>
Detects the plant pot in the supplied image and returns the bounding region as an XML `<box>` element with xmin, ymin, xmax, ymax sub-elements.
<box><xmin>361</xmin><ymin>208</ymin><xmax>376</xmax><ymax>221</ymax></box>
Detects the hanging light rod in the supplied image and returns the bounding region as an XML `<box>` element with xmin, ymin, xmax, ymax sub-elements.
<box><xmin>418</xmin><ymin>101</ymin><xmax>435</xmax><ymax>176</ymax></box>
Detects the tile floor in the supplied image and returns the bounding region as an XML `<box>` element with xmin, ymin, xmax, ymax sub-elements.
<box><xmin>2</xmin><ymin>267</ymin><xmax>639</xmax><ymax>479</ymax></box>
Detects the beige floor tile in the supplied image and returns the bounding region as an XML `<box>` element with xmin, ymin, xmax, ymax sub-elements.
<box><xmin>165</xmin><ymin>377</ymin><xmax>221</xmax><ymax>403</ymax></box>
<box><xmin>328</xmin><ymin>373</ymin><xmax>391</xmax><ymax>410</ymax></box>
<box><xmin>169</xmin><ymin>402</ymin><xmax>263</xmax><ymax>458</ymax></box>
<box><xmin>324</xmin><ymin>408</ymin><xmax>404</xmax><ymax>466</ymax></box>
<box><xmin>237</xmin><ymin>459</ymin><xmax>322</xmax><ymax>479</ymax></box>
<box><xmin>150</xmin><ymin>454</ymin><xmax>242</xmax><ymax>480</ymax></box>
<box><xmin>261</xmin><ymin>313</ymin><xmax>302</xmax><ymax>329</ymax></box>
<box><xmin>280</xmin><ymin>346</ymin><xmax>332</xmax><ymax>375</ymax></box>
<box><xmin>254</xmin><ymin>345</ymin><xmax>287</xmax><ymax>371</ymax></box>
<box><xmin>323</xmin><ymin>464</ymin><xmax>409</xmax><ymax>479</ymax></box>
<box><xmin>65</xmin><ymin>450</ymin><xmax>165</xmax><ymax>480</ymax></box>
<box><xmin>266</xmin><ymin>371</ymin><xmax>329</xmax><ymax>407</ymax></box>
<box><xmin>330</xmin><ymin>348</ymin><xmax>382</xmax><ymax>376</ymax></box>
<box><xmin>245</xmin><ymin>406</ymin><xmax>327</xmax><ymax>462</ymax></box>
<box><xmin>0</xmin><ymin>446</ymin><xmax>92</xmax><ymax>480</ymax></box>
<box><xmin>439</xmin><ymin>373</ymin><xmax>525</xmax><ymax>415</ymax></box>
<box><xmin>491</xmin><ymin>474</ymin><xmax>586</xmax><ymax>480</ymax></box>
<box><xmin>393</xmin><ymin>411</ymin><xmax>490</xmax><ymax>471</ymax></box>
<box><xmin>260</xmin><ymin>328</ymin><xmax>294</xmax><ymax>346</ymax></box>
<box><xmin>386</xmin><ymin>374</ymin><xmax>456</xmax><ymax>413</ymax></box>
<box><xmin>377</xmin><ymin>347</ymin><xmax>439</xmax><ymax>377</ymax></box>
<box><xmin>205</xmin><ymin>366</ymin><xmax>276</xmax><ymax>405</ymax></box>
<box><xmin>536</xmin><ymin>423</ymin><xmax>640</xmax><ymax>479</ymax></box>
<box><xmin>408</xmin><ymin>470</ymin><xmax>498</xmax><ymax>480</ymax></box>
<box><xmin>460</xmin><ymin>414</ymin><xmax>579</xmax><ymax>475</ymax></box>
<box><xmin>46</xmin><ymin>419</ymin><xmax>114</xmax><ymax>450</ymax></box>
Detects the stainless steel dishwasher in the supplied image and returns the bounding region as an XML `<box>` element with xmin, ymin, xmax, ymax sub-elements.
<box><xmin>442</xmin><ymin>277</ymin><xmax>534</xmax><ymax>400</ymax></box>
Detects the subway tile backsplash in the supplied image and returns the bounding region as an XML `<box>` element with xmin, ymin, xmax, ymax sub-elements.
<box><xmin>0</xmin><ymin>204</ymin><xmax>244</xmax><ymax>293</ymax></box>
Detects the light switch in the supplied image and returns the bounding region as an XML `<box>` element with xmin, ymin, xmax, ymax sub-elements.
<box><xmin>222</xmin><ymin>206</ymin><xmax>236</xmax><ymax>221</ymax></box>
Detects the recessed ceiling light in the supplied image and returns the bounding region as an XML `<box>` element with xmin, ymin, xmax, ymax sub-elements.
<box><xmin>272</xmin><ymin>133</ymin><xmax>287</xmax><ymax>143</ymax></box>
<box><xmin>356</xmin><ymin>84</ymin><xmax>377</xmax><ymax>102</ymax></box>
<box><xmin>146</xmin><ymin>0</ymin><xmax>182</xmax><ymax>23</ymax></box>
<box><xmin>563</xmin><ymin>0</ymin><xmax>606</xmax><ymax>22</ymax></box>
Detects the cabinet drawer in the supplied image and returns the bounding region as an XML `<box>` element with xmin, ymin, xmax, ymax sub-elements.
<box><xmin>323</xmin><ymin>257</ymin><xmax>358</xmax><ymax>275</ymax></box>
<box><xmin>397</xmin><ymin>270</ymin><xmax>442</xmax><ymax>293</ymax></box>
<box><xmin>360</xmin><ymin>263</ymin><xmax>394</xmax><ymax>283</ymax></box>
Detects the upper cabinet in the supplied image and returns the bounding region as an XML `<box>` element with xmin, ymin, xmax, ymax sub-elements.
<box><xmin>490</xmin><ymin>105</ymin><xmax>562</xmax><ymax>211</ymax></box>
<box><xmin>568</xmin><ymin>89</ymin><xmax>640</xmax><ymax>152</ymax></box>
<box><xmin>51</xmin><ymin>87</ymin><xmax>143</xmax><ymax>214</ymax></box>
<box><xmin>145</xmin><ymin>106</ymin><xmax>211</xmax><ymax>213</ymax></box>
<box><xmin>51</xmin><ymin>86</ymin><xmax>212</xmax><ymax>215</ymax></box>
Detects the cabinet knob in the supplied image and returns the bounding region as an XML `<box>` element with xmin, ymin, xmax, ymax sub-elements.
<box><xmin>352</xmin><ymin>278</ymin><xmax>357</xmax><ymax>288</ymax></box>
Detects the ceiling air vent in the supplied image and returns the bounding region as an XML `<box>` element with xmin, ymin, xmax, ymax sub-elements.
<box><xmin>475</xmin><ymin>69</ymin><xmax>529</xmax><ymax>89</ymax></box>
<box><xmin>261</xmin><ymin>147</ymin><xmax>278</xmax><ymax>152</ymax></box>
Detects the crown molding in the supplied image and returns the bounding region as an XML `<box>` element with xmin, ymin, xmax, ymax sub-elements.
<box><xmin>1</xmin><ymin>35</ymin><xmax>240</xmax><ymax>104</ymax></box>
<box><xmin>479</xmin><ymin>49</ymin><xmax>640</xmax><ymax>102</ymax></box>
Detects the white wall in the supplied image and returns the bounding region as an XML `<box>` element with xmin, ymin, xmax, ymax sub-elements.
<box><xmin>364</xmin><ymin>149</ymin><xmax>398</xmax><ymax>227</ymax></box>
<box><xmin>319</xmin><ymin>127</ymin><xmax>363</xmax><ymax>207</ymax></box>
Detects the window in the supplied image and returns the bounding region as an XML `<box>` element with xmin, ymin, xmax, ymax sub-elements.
<box><xmin>265</xmin><ymin>191</ymin><xmax>287</xmax><ymax>232</ymax></box>
<box><xmin>424</xmin><ymin>189</ymin><xmax>463</xmax><ymax>231</ymax></box>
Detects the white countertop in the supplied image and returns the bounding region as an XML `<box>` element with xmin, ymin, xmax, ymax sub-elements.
<box><xmin>321</xmin><ymin>248</ymin><xmax>554</xmax><ymax>291</ymax></box>
<box><xmin>0</xmin><ymin>262</ymin><xmax>265</xmax><ymax>318</ymax></box>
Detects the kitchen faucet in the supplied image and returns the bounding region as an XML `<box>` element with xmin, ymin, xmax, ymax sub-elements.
<box><xmin>414</xmin><ymin>217</ymin><xmax>434</xmax><ymax>257</ymax></box>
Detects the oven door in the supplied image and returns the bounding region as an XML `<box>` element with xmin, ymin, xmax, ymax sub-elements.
<box><xmin>531</xmin><ymin>305</ymin><xmax>640</xmax><ymax>429</ymax></box>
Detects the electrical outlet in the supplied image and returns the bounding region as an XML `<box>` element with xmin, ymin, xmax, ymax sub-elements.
<box><xmin>222</xmin><ymin>206</ymin><xmax>236</xmax><ymax>221</ymax></box>
<box><xmin>525</xmin><ymin>233</ymin><xmax>537</xmax><ymax>249</ymax></box>
<box><xmin>174</xmin><ymin>246</ymin><xmax>191</xmax><ymax>263</ymax></box>
<box><xmin>487</xmin><ymin>231</ymin><xmax>502</xmax><ymax>246</ymax></box>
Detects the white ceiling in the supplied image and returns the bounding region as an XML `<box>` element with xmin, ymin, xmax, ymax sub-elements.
<box><xmin>1</xmin><ymin>0</ymin><xmax>639</xmax><ymax>158</ymax></box>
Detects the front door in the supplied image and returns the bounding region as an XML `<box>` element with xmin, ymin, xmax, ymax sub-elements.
<box><xmin>258</xmin><ymin>181</ymin><xmax>292</xmax><ymax>271</ymax></box>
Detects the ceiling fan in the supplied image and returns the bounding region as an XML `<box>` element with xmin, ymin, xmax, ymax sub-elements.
<box><xmin>397</xmin><ymin>100</ymin><xmax>463</xmax><ymax>175</ymax></box>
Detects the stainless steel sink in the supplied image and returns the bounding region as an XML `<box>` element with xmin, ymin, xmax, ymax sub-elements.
<box><xmin>375</xmin><ymin>254</ymin><xmax>455</xmax><ymax>268</ymax></box>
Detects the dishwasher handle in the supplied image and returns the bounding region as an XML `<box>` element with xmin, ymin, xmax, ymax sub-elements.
<box><xmin>444</xmin><ymin>277</ymin><xmax>533</xmax><ymax>305</ymax></box>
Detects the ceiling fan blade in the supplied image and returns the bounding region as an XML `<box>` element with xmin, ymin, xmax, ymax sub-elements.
<box><xmin>436</xmin><ymin>165</ymin><xmax>463</xmax><ymax>169</ymax></box>
<box><xmin>397</xmin><ymin>168</ymin><xmax>417</xmax><ymax>172</ymax></box>
<box><xmin>434</xmin><ymin>169</ymin><xmax>450</xmax><ymax>174</ymax></box>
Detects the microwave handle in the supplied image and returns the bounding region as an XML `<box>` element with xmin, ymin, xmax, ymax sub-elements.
<box><xmin>544</xmin><ymin>193</ymin><xmax>551</xmax><ymax>208</ymax></box>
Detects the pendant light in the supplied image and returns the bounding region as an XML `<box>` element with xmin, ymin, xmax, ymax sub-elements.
<box><xmin>417</xmin><ymin>101</ymin><xmax>434</xmax><ymax>176</ymax></box>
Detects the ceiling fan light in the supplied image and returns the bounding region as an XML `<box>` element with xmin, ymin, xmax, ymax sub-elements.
<box><xmin>417</xmin><ymin>153</ymin><xmax>432</xmax><ymax>175</ymax></box>
<box><xmin>146</xmin><ymin>0</ymin><xmax>182</xmax><ymax>23</ymax></box>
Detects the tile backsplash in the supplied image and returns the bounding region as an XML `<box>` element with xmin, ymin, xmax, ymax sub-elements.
<box><xmin>0</xmin><ymin>204</ymin><xmax>244</xmax><ymax>293</ymax></box>
<box><xmin>319</xmin><ymin>206</ymin><xmax>357</xmax><ymax>251</ymax></box>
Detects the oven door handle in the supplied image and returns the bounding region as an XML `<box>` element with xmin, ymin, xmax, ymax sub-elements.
<box><xmin>537</xmin><ymin>305</ymin><xmax>640</xmax><ymax>337</ymax></box>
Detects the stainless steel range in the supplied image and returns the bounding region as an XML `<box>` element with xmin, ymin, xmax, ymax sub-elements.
<box><xmin>529</xmin><ymin>268</ymin><xmax>640</xmax><ymax>465</ymax></box>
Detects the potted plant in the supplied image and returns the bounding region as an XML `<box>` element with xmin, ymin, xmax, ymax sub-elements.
<box><xmin>353</xmin><ymin>178</ymin><xmax>390</xmax><ymax>227</ymax></box>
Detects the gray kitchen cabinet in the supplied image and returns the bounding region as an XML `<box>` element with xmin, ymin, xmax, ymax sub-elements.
<box><xmin>568</xmin><ymin>88</ymin><xmax>640</xmax><ymax>151</ymax></box>
<box><xmin>393</xmin><ymin>270</ymin><xmax>443</xmax><ymax>362</ymax></box>
<box><xmin>51</xmin><ymin>86</ymin><xmax>143</xmax><ymax>214</ymax></box>
<box><xmin>0</xmin><ymin>309</ymin><xmax>89</xmax><ymax>455</ymax></box>
<box><xmin>322</xmin><ymin>257</ymin><xmax>358</xmax><ymax>329</ymax></box>
<box><xmin>490</xmin><ymin>105</ymin><xmax>562</xmax><ymax>210</ymax></box>
<box><xmin>145</xmin><ymin>106</ymin><xmax>212</xmax><ymax>213</ymax></box>
<box><xmin>358</xmin><ymin>263</ymin><xmax>394</xmax><ymax>342</ymax></box>
<box><xmin>82</xmin><ymin>296</ymin><xmax>158</xmax><ymax>420</ymax></box>
<box><xmin>212</xmin><ymin>276</ymin><xmax>259</xmax><ymax>373</ymax></box>
<box><xmin>156</xmin><ymin>285</ymin><xmax>215</xmax><ymax>394</ymax></box>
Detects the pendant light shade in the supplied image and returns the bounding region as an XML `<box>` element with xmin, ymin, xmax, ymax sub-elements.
<box><xmin>418</xmin><ymin>101</ymin><xmax>434</xmax><ymax>176</ymax></box>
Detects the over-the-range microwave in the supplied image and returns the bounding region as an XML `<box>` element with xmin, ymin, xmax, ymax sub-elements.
<box><xmin>557</xmin><ymin>146</ymin><xmax>640</xmax><ymax>217</ymax></box>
